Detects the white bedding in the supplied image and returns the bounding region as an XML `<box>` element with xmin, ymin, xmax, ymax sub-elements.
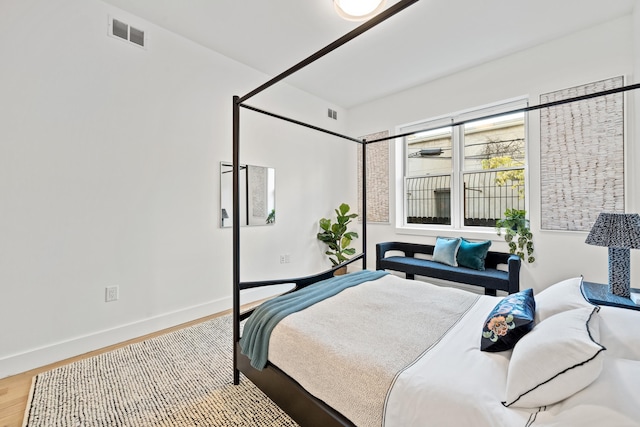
<box><xmin>385</xmin><ymin>299</ymin><xmax>640</xmax><ymax>426</ymax></box>
<box><xmin>267</xmin><ymin>274</ymin><xmax>640</xmax><ymax>427</ymax></box>
<box><xmin>384</xmin><ymin>296</ymin><xmax>519</xmax><ymax>425</ymax></box>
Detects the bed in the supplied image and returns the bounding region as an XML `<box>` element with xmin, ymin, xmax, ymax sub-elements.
<box><xmin>231</xmin><ymin>1</ymin><xmax>640</xmax><ymax>425</ymax></box>
<box><xmin>237</xmin><ymin>273</ymin><xmax>640</xmax><ymax>427</ymax></box>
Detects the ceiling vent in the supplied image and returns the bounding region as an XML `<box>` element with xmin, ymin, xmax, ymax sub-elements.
<box><xmin>109</xmin><ymin>16</ymin><xmax>146</xmax><ymax>48</ymax></box>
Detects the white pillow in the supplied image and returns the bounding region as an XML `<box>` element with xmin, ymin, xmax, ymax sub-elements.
<box><xmin>503</xmin><ymin>306</ymin><xmax>606</xmax><ymax>409</ymax></box>
<box><xmin>598</xmin><ymin>305</ymin><xmax>640</xmax><ymax>361</ymax></box>
<box><xmin>534</xmin><ymin>276</ymin><xmax>594</xmax><ymax>323</ymax></box>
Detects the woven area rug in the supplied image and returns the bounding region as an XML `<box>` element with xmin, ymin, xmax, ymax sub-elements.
<box><xmin>23</xmin><ymin>315</ymin><xmax>299</xmax><ymax>426</ymax></box>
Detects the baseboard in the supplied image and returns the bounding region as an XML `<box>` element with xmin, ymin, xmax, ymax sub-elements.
<box><xmin>0</xmin><ymin>285</ymin><xmax>289</xmax><ymax>379</ymax></box>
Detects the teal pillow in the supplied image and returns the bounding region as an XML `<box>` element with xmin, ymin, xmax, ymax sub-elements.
<box><xmin>457</xmin><ymin>238</ymin><xmax>492</xmax><ymax>271</ymax></box>
<box><xmin>432</xmin><ymin>237</ymin><xmax>462</xmax><ymax>267</ymax></box>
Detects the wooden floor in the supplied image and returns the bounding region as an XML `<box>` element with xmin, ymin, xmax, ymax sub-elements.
<box><xmin>0</xmin><ymin>309</ymin><xmax>229</xmax><ymax>427</ymax></box>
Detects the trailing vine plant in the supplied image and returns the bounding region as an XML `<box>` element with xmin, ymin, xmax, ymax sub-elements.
<box><xmin>496</xmin><ymin>208</ymin><xmax>535</xmax><ymax>263</ymax></box>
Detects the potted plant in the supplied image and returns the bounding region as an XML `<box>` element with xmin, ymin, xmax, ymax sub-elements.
<box><xmin>317</xmin><ymin>203</ymin><xmax>359</xmax><ymax>271</ymax></box>
<box><xmin>266</xmin><ymin>209</ymin><xmax>275</xmax><ymax>224</ymax></box>
<box><xmin>496</xmin><ymin>208</ymin><xmax>535</xmax><ymax>263</ymax></box>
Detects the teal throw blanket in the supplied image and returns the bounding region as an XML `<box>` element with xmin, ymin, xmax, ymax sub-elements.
<box><xmin>240</xmin><ymin>269</ymin><xmax>388</xmax><ymax>370</ymax></box>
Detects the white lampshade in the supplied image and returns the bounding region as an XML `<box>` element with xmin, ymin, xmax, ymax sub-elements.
<box><xmin>334</xmin><ymin>0</ymin><xmax>387</xmax><ymax>21</ymax></box>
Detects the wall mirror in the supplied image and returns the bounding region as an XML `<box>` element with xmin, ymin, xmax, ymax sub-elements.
<box><xmin>220</xmin><ymin>162</ymin><xmax>275</xmax><ymax>228</ymax></box>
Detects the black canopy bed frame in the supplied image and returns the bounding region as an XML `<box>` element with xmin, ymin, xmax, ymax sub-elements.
<box><xmin>231</xmin><ymin>1</ymin><xmax>640</xmax><ymax>425</ymax></box>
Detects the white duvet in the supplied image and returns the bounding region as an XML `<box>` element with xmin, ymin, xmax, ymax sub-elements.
<box><xmin>268</xmin><ymin>274</ymin><xmax>640</xmax><ymax>427</ymax></box>
<box><xmin>386</xmin><ymin>298</ymin><xmax>640</xmax><ymax>427</ymax></box>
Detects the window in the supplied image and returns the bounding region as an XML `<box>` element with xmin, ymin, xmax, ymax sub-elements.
<box><xmin>401</xmin><ymin>100</ymin><xmax>527</xmax><ymax>229</ymax></box>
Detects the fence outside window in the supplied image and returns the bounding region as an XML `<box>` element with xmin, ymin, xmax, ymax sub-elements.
<box><xmin>406</xmin><ymin>169</ymin><xmax>525</xmax><ymax>227</ymax></box>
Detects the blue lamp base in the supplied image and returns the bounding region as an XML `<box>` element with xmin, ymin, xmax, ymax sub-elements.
<box><xmin>608</xmin><ymin>247</ymin><xmax>631</xmax><ymax>297</ymax></box>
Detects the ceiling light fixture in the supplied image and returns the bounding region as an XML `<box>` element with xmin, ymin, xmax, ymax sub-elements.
<box><xmin>334</xmin><ymin>0</ymin><xmax>387</xmax><ymax>21</ymax></box>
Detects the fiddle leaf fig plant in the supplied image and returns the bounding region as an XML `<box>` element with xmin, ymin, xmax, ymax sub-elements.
<box><xmin>496</xmin><ymin>208</ymin><xmax>535</xmax><ymax>263</ymax></box>
<box><xmin>317</xmin><ymin>203</ymin><xmax>359</xmax><ymax>266</ymax></box>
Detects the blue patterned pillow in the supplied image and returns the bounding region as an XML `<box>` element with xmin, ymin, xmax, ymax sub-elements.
<box><xmin>481</xmin><ymin>288</ymin><xmax>536</xmax><ymax>352</ymax></box>
<box><xmin>432</xmin><ymin>237</ymin><xmax>462</xmax><ymax>267</ymax></box>
<box><xmin>457</xmin><ymin>238</ymin><xmax>491</xmax><ymax>270</ymax></box>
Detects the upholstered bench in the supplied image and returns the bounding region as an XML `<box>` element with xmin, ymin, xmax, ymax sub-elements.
<box><xmin>376</xmin><ymin>241</ymin><xmax>521</xmax><ymax>295</ymax></box>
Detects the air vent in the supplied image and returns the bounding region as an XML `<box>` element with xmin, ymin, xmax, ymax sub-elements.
<box><xmin>109</xmin><ymin>17</ymin><xmax>146</xmax><ymax>48</ymax></box>
<box><xmin>328</xmin><ymin>108</ymin><xmax>338</xmax><ymax>120</ymax></box>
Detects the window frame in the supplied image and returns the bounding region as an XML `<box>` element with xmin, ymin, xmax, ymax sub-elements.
<box><xmin>396</xmin><ymin>97</ymin><xmax>529</xmax><ymax>236</ymax></box>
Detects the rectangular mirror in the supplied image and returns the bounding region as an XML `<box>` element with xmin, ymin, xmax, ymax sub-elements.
<box><xmin>220</xmin><ymin>162</ymin><xmax>275</xmax><ymax>228</ymax></box>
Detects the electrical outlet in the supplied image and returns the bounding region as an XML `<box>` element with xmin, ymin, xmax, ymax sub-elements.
<box><xmin>105</xmin><ymin>286</ymin><xmax>119</xmax><ymax>302</ymax></box>
<box><xmin>279</xmin><ymin>254</ymin><xmax>291</xmax><ymax>264</ymax></box>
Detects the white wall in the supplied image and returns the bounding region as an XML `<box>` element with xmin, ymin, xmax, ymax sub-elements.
<box><xmin>347</xmin><ymin>16</ymin><xmax>638</xmax><ymax>293</ymax></box>
<box><xmin>0</xmin><ymin>0</ymin><xmax>353</xmax><ymax>377</ymax></box>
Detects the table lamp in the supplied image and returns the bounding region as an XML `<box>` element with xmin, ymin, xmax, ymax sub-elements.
<box><xmin>585</xmin><ymin>212</ymin><xmax>640</xmax><ymax>298</ymax></box>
